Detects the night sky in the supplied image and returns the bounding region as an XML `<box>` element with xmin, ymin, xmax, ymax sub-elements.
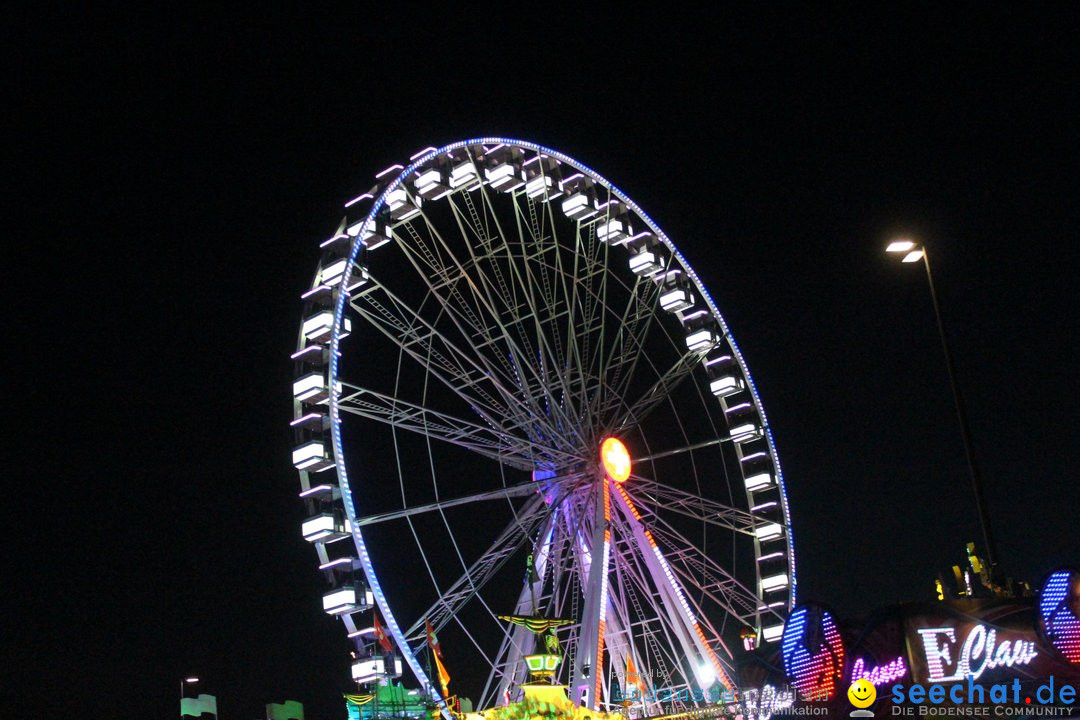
<box><xmin>7</xmin><ymin>7</ymin><xmax>1078</xmax><ymax>720</ymax></box>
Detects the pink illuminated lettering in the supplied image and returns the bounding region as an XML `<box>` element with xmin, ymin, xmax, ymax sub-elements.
<box><xmin>850</xmin><ymin>656</ymin><xmax>907</xmax><ymax>686</ymax></box>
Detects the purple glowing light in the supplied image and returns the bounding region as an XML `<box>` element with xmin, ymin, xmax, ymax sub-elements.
<box><xmin>850</xmin><ymin>656</ymin><xmax>907</xmax><ymax>686</ymax></box>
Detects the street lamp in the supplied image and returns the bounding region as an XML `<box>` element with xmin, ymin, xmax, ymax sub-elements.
<box><xmin>886</xmin><ymin>239</ymin><xmax>924</xmax><ymax>262</ymax></box>
<box><xmin>886</xmin><ymin>238</ymin><xmax>998</xmax><ymax>574</ymax></box>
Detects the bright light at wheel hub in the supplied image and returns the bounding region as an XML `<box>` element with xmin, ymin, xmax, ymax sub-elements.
<box><xmin>600</xmin><ymin>437</ymin><xmax>631</xmax><ymax>483</ymax></box>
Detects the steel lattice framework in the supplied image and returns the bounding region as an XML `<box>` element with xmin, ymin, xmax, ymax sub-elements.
<box><xmin>291</xmin><ymin>138</ymin><xmax>795</xmax><ymax>717</ymax></box>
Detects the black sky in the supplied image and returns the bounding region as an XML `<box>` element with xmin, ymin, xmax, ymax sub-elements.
<box><xmin>6</xmin><ymin>6</ymin><xmax>1078</xmax><ymax>720</ymax></box>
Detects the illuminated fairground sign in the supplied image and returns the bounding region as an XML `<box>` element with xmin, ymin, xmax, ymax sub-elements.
<box><xmin>1039</xmin><ymin>568</ymin><xmax>1080</xmax><ymax>664</ymax></box>
<box><xmin>916</xmin><ymin>624</ymin><xmax>1038</xmax><ymax>682</ymax></box>
<box><xmin>901</xmin><ymin>595</ymin><xmax>1076</xmax><ymax>687</ymax></box>
<box><xmin>744</xmin><ymin>569</ymin><xmax>1080</xmax><ymax>714</ymax></box>
<box><xmin>780</xmin><ymin>606</ymin><xmax>846</xmax><ymax>700</ymax></box>
<box><xmin>850</xmin><ymin>655</ymin><xmax>907</xmax><ymax>686</ymax></box>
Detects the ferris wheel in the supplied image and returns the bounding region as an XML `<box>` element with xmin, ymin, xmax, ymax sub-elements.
<box><xmin>291</xmin><ymin>138</ymin><xmax>795</xmax><ymax>716</ymax></box>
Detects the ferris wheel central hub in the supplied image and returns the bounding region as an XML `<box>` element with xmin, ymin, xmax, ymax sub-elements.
<box><xmin>600</xmin><ymin>437</ymin><xmax>631</xmax><ymax>483</ymax></box>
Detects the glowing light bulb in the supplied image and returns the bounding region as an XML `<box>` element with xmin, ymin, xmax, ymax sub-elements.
<box><xmin>600</xmin><ymin>437</ymin><xmax>631</xmax><ymax>483</ymax></box>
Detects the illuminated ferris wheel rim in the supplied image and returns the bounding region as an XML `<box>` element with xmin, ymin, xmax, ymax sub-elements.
<box><xmin>302</xmin><ymin>136</ymin><xmax>795</xmax><ymax>710</ymax></box>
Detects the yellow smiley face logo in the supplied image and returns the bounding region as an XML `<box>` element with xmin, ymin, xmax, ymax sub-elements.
<box><xmin>847</xmin><ymin>678</ymin><xmax>876</xmax><ymax>708</ymax></box>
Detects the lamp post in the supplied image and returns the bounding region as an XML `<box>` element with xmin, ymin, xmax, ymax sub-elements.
<box><xmin>886</xmin><ymin>239</ymin><xmax>999</xmax><ymax>574</ymax></box>
<box><xmin>180</xmin><ymin>677</ymin><xmax>199</xmax><ymax>716</ymax></box>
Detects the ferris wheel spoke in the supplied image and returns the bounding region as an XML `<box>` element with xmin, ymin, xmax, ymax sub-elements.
<box><xmin>467</xmin><ymin>184</ymin><xmax>540</xmax><ymax>325</ymax></box>
<box><xmin>543</xmin><ymin>198</ymin><xmax>584</xmax><ymax>382</ymax></box>
<box><xmin>627</xmin><ymin>477</ymin><xmax>759</xmax><ymax>536</ymax></box>
<box><xmin>503</xmin><ymin>192</ymin><xmax>599</xmax><ymax>443</ymax></box>
<box><xmin>354</xmin><ymin>475</ymin><xmax>584</xmax><ymax>528</ymax></box>
<box><xmin>399</xmin><ymin>194</ymin><xmax>588</xmax><ymax>450</ymax></box>
<box><xmin>395</xmin><ymin>207</ymin><xmax>533</xmax><ymax>412</ymax></box>
<box><xmin>338</xmin><ymin>383</ymin><xmax>580</xmax><ymax>470</ymax></box>
<box><xmin>512</xmin><ymin>251</ymin><xmax>593</xmax><ymax>442</ymax></box>
<box><xmin>393</xmin><ymin>214</ymin><xmax>517</xmax><ymax>387</ymax></box>
<box><xmin>560</xmin><ymin>219</ymin><xmax>614</xmax><ymax>436</ymax></box>
<box><xmin>588</xmin><ymin>272</ymin><xmax>662</xmax><ymax>424</ymax></box>
<box><xmin>349</xmin><ymin>279</ymin><xmax>569</xmax><ymax>451</ymax></box>
<box><xmin>509</xmin><ymin>195</ymin><xmax>572</xmax><ymax>354</ymax></box>
<box><xmin>611</xmin><ymin>348</ymin><xmax>704</xmax><ymax>431</ymax></box>
<box><xmin>635</xmin><ymin>437</ymin><xmax>726</xmax><ymax>463</ymax></box>
<box><xmin>403</xmin><ymin>493</ymin><xmax>552</xmax><ymax>643</ymax></box>
<box><xmin>495</xmin><ymin>180</ymin><xmax>635</xmax><ymax>448</ymax></box>
<box><xmin>348</xmin><ymin>280</ymin><xmax>511</xmax><ymax>419</ymax></box>
<box><xmin>456</xmin><ymin>180</ymin><xmax>546</xmax><ymax>365</ymax></box>
<box><xmin>488</xmin><ymin>259</ymin><xmax>588</xmax><ymax>446</ymax></box>
<box><xmin>573</xmin><ymin>252</ymin><xmax>604</xmax><ymax>433</ymax></box>
<box><xmin>628</xmin><ymin>484</ymin><xmax>779</xmax><ymax>625</ymax></box>
<box><xmin>450</xmin><ymin>176</ymin><xmax>595</xmax><ymax>445</ymax></box>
